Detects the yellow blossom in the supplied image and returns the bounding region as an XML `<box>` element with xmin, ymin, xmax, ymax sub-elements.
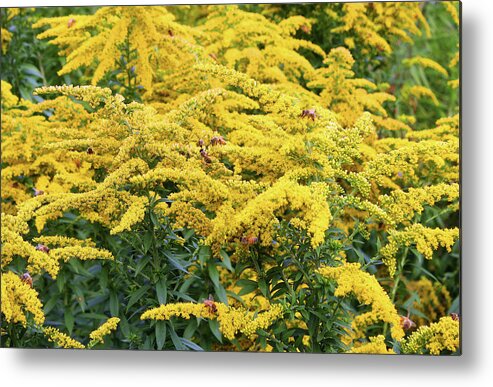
<box><xmin>89</xmin><ymin>317</ymin><xmax>120</xmax><ymax>345</ymax></box>
<box><xmin>348</xmin><ymin>335</ymin><xmax>395</xmax><ymax>354</ymax></box>
<box><xmin>43</xmin><ymin>327</ymin><xmax>85</xmax><ymax>349</ymax></box>
<box><xmin>1</xmin><ymin>271</ymin><xmax>45</xmax><ymax>326</ymax></box>
<box><xmin>141</xmin><ymin>302</ymin><xmax>283</xmax><ymax>341</ymax></box>
<box><xmin>401</xmin><ymin>316</ymin><xmax>459</xmax><ymax>355</ymax></box>
<box><xmin>317</xmin><ymin>262</ymin><xmax>404</xmax><ymax>342</ymax></box>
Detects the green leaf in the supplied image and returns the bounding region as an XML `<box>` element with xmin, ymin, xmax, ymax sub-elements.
<box><xmin>165</xmin><ymin>252</ymin><xmax>189</xmax><ymax>273</ymax></box>
<box><xmin>214</xmin><ymin>284</ymin><xmax>228</xmax><ymax>305</ymax></box>
<box><xmin>142</xmin><ymin>231</ymin><xmax>153</xmax><ymax>254</ymax></box>
<box><xmin>20</xmin><ymin>64</ymin><xmax>43</xmax><ymax>79</ymax></box>
<box><xmin>198</xmin><ymin>245</ymin><xmax>211</xmax><ymax>267</ymax></box>
<box><xmin>99</xmin><ymin>267</ymin><xmax>108</xmax><ymax>289</ymax></box>
<box><xmin>67</xmin><ymin>259</ymin><xmax>93</xmax><ymax>277</ymax></box>
<box><xmin>64</xmin><ymin>309</ymin><xmax>74</xmax><ymax>335</ymax></box>
<box><xmin>182</xmin><ymin>229</ymin><xmax>195</xmax><ymax>241</ymax></box>
<box><xmin>180</xmin><ymin>337</ymin><xmax>204</xmax><ymax>351</ymax></box>
<box><xmin>56</xmin><ymin>271</ymin><xmax>66</xmax><ymax>292</ymax></box>
<box><xmin>258</xmin><ymin>278</ymin><xmax>268</xmax><ymax>298</ymax></box>
<box><xmin>126</xmin><ymin>285</ymin><xmax>150</xmax><ymax>312</ymax></box>
<box><xmin>169</xmin><ymin>323</ymin><xmax>186</xmax><ymax>350</ymax></box>
<box><xmin>142</xmin><ymin>335</ymin><xmax>153</xmax><ymax>350</ymax></box>
<box><xmin>109</xmin><ymin>291</ymin><xmax>119</xmax><ymax>316</ymax></box>
<box><xmin>155</xmin><ymin>321</ymin><xmax>167</xmax><ymax>350</ymax></box>
<box><xmin>237</xmin><ymin>279</ymin><xmax>258</xmax><ymax>296</ymax></box>
<box><xmin>73</xmin><ymin>286</ymin><xmax>86</xmax><ymax>312</ymax></box>
<box><xmin>156</xmin><ymin>278</ymin><xmax>168</xmax><ymax>305</ymax></box>
<box><xmin>219</xmin><ymin>249</ymin><xmax>233</xmax><ymax>271</ymax></box>
<box><xmin>209</xmin><ymin>319</ymin><xmax>222</xmax><ymax>343</ymax></box>
<box><xmin>183</xmin><ymin>319</ymin><xmax>198</xmax><ymax>339</ymax></box>
<box><xmin>119</xmin><ymin>316</ymin><xmax>131</xmax><ymax>338</ymax></box>
<box><xmin>408</xmin><ymin>262</ymin><xmax>440</xmax><ymax>282</ymax></box>
<box><xmin>78</xmin><ymin>312</ymin><xmax>109</xmax><ymax>320</ymax></box>
<box><xmin>448</xmin><ymin>296</ymin><xmax>460</xmax><ymax>315</ymax></box>
<box><xmin>208</xmin><ymin>263</ymin><xmax>220</xmax><ymax>288</ymax></box>
<box><xmin>134</xmin><ymin>256</ymin><xmax>151</xmax><ymax>277</ymax></box>
<box><xmin>43</xmin><ymin>295</ymin><xmax>58</xmax><ymax>315</ymax></box>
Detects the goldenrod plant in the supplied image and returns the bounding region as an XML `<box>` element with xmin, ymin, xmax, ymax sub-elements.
<box><xmin>1</xmin><ymin>2</ymin><xmax>460</xmax><ymax>354</ymax></box>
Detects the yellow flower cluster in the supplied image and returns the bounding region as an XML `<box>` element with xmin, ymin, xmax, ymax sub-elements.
<box><xmin>34</xmin><ymin>7</ymin><xmax>196</xmax><ymax>94</ymax></box>
<box><xmin>401</xmin><ymin>316</ymin><xmax>459</xmax><ymax>355</ymax></box>
<box><xmin>89</xmin><ymin>317</ymin><xmax>120</xmax><ymax>345</ymax></box>
<box><xmin>141</xmin><ymin>302</ymin><xmax>283</xmax><ymax>341</ymax></box>
<box><xmin>331</xmin><ymin>2</ymin><xmax>430</xmax><ymax>55</ymax></box>
<box><xmin>1</xmin><ymin>271</ymin><xmax>45</xmax><ymax>326</ymax></box>
<box><xmin>347</xmin><ymin>335</ymin><xmax>395</xmax><ymax>355</ymax></box>
<box><xmin>381</xmin><ymin>225</ymin><xmax>459</xmax><ymax>276</ymax></box>
<box><xmin>403</xmin><ymin>56</ymin><xmax>449</xmax><ymax>77</ymax></box>
<box><xmin>1</xmin><ymin>9</ymin><xmax>20</xmax><ymax>54</ymax></box>
<box><xmin>11</xmin><ymin>6</ymin><xmax>457</xmax><ymax>266</ymax></box>
<box><xmin>200</xmin><ymin>6</ymin><xmax>324</xmax><ymax>85</ymax></box>
<box><xmin>317</xmin><ymin>263</ymin><xmax>404</xmax><ymax>342</ymax></box>
<box><xmin>307</xmin><ymin>47</ymin><xmax>398</xmax><ymax>128</ymax></box>
<box><xmin>43</xmin><ymin>327</ymin><xmax>86</xmax><ymax>349</ymax></box>
<box><xmin>403</xmin><ymin>85</ymin><xmax>440</xmax><ymax>106</ymax></box>
<box><xmin>110</xmin><ymin>196</ymin><xmax>149</xmax><ymax>234</ymax></box>
<box><xmin>49</xmin><ymin>246</ymin><xmax>115</xmax><ymax>263</ymax></box>
<box><xmin>406</xmin><ymin>277</ymin><xmax>452</xmax><ymax>326</ymax></box>
<box><xmin>2</xmin><ymin>209</ymin><xmax>114</xmax><ymax>279</ymax></box>
<box><xmin>378</xmin><ymin>183</ymin><xmax>459</xmax><ymax>227</ymax></box>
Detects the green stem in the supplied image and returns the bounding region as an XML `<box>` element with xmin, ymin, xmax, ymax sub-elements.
<box><xmin>326</xmin><ymin>298</ymin><xmax>343</xmax><ymax>333</ymax></box>
<box><xmin>383</xmin><ymin>247</ymin><xmax>409</xmax><ymax>337</ymax></box>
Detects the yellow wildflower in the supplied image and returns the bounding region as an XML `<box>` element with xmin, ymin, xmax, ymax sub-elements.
<box><xmin>43</xmin><ymin>327</ymin><xmax>85</xmax><ymax>349</ymax></box>
<box><xmin>141</xmin><ymin>302</ymin><xmax>283</xmax><ymax>341</ymax></box>
<box><xmin>318</xmin><ymin>262</ymin><xmax>404</xmax><ymax>341</ymax></box>
<box><xmin>348</xmin><ymin>335</ymin><xmax>395</xmax><ymax>354</ymax></box>
<box><xmin>89</xmin><ymin>317</ymin><xmax>120</xmax><ymax>345</ymax></box>
<box><xmin>401</xmin><ymin>316</ymin><xmax>459</xmax><ymax>355</ymax></box>
<box><xmin>381</xmin><ymin>225</ymin><xmax>459</xmax><ymax>276</ymax></box>
<box><xmin>1</xmin><ymin>271</ymin><xmax>45</xmax><ymax>326</ymax></box>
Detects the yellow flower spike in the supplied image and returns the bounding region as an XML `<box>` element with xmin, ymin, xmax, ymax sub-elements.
<box><xmin>110</xmin><ymin>196</ymin><xmax>149</xmax><ymax>234</ymax></box>
<box><xmin>403</xmin><ymin>56</ymin><xmax>449</xmax><ymax>77</ymax></box>
<box><xmin>89</xmin><ymin>317</ymin><xmax>121</xmax><ymax>345</ymax></box>
<box><xmin>317</xmin><ymin>263</ymin><xmax>404</xmax><ymax>342</ymax></box>
<box><xmin>348</xmin><ymin>335</ymin><xmax>395</xmax><ymax>354</ymax></box>
<box><xmin>401</xmin><ymin>316</ymin><xmax>459</xmax><ymax>355</ymax></box>
<box><xmin>381</xmin><ymin>225</ymin><xmax>459</xmax><ymax>277</ymax></box>
<box><xmin>406</xmin><ymin>277</ymin><xmax>452</xmax><ymax>326</ymax></box>
<box><xmin>331</xmin><ymin>2</ymin><xmax>429</xmax><ymax>54</ymax></box>
<box><xmin>34</xmin><ymin>7</ymin><xmax>196</xmax><ymax>93</ymax></box>
<box><xmin>43</xmin><ymin>327</ymin><xmax>86</xmax><ymax>349</ymax></box>
<box><xmin>49</xmin><ymin>245</ymin><xmax>115</xmax><ymax>263</ymax></box>
<box><xmin>1</xmin><ymin>271</ymin><xmax>45</xmax><ymax>326</ymax></box>
<box><xmin>141</xmin><ymin>302</ymin><xmax>283</xmax><ymax>341</ymax></box>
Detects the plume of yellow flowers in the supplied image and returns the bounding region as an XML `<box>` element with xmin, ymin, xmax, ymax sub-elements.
<box><xmin>381</xmin><ymin>225</ymin><xmax>459</xmax><ymax>276</ymax></box>
<box><xmin>34</xmin><ymin>7</ymin><xmax>196</xmax><ymax>94</ymax></box>
<box><xmin>88</xmin><ymin>317</ymin><xmax>121</xmax><ymax>346</ymax></box>
<box><xmin>317</xmin><ymin>262</ymin><xmax>405</xmax><ymax>342</ymax></box>
<box><xmin>141</xmin><ymin>302</ymin><xmax>283</xmax><ymax>341</ymax></box>
<box><xmin>406</xmin><ymin>277</ymin><xmax>452</xmax><ymax>326</ymax></box>
<box><xmin>401</xmin><ymin>316</ymin><xmax>460</xmax><ymax>355</ymax></box>
<box><xmin>307</xmin><ymin>47</ymin><xmax>401</xmax><ymax>129</ymax></box>
<box><xmin>43</xmin><ymin>327</ymin><xmax>86</xmax><ymax>349</ymax></box>
<box><xmin>331</xmin><ymin>2</ymin><xmax>430</xmax><ymax>55</ymax></box>
<box><xmin>348</xmin><ymin>335</ymin><xmax>395</xmax><ymax>355</ymax></box>
<box><xmin>1</xmin><ymin>271</ymin><xmax>45</xmax><ymax>326</ymax></box>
